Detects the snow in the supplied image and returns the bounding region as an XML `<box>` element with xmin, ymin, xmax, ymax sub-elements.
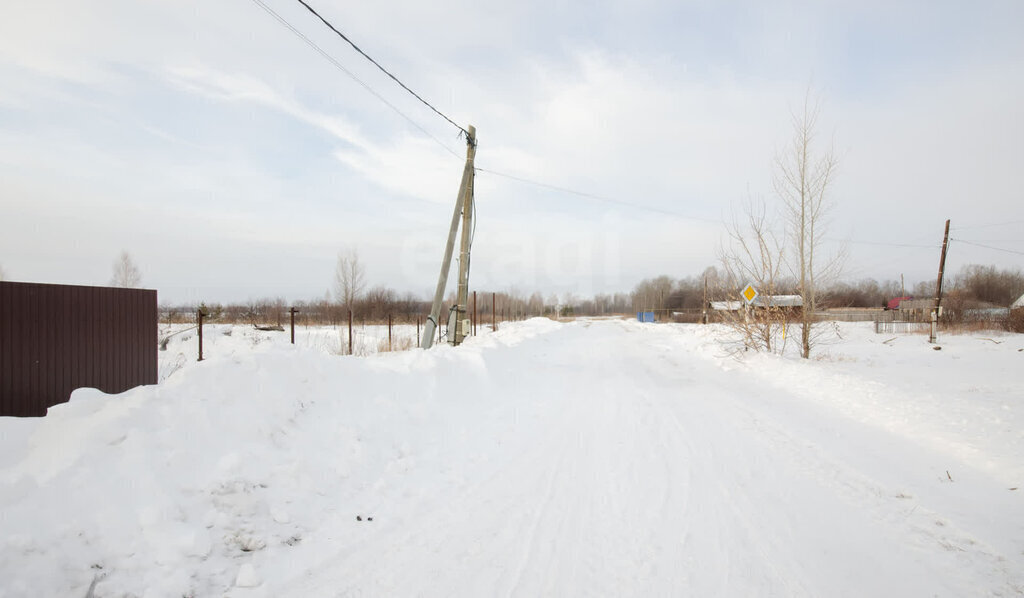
<box><xmin>1</xmin><ymin>319</ymin><xmax>1022</xmax><ymax>596</ymax></box>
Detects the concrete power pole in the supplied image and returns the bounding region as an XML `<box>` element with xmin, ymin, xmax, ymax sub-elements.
<box><xmin>454</xmin><ymin>150</ymin><xmax>476</xmax><ymax>345</ymax></box>
<box><xmin>421</xmin><ymin>125</ymin><xmax>477</xmax><ymax>349</ymax></box>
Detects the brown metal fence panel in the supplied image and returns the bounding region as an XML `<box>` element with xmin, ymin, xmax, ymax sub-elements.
<box><xmin>0</xmin><ymin>281</ymin><xmax>157</xmax><ymax>417</ymax></box>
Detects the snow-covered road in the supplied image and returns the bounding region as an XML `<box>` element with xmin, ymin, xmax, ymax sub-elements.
<box><xmin>1</xmin><ymin>318</ymin><xmax>1022</xmax><ymax>596</ymax></box>
<box><xmin>282</xmin><ymin>319</ymin><xmax>1023</xmax><ymax>597</ymax></box>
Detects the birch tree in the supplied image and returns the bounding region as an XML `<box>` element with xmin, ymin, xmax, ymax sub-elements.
<box><xmin>110</xmin><ymin>250</ymin><xmax>142</xmax><ymax>288</ymax></box>
<box><xmin>333</xmin><ymin>249</ymin><xmax>366</xmax><ymax>311</ymax></box>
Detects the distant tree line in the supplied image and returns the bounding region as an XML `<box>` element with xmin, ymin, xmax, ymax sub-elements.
<box><xmin>623</xmin><ymin>263</ymin><xmax>1023</xmax><ymax>313</ymax></box>
<box><xmin>157</xmin><ymin>262</ymin><xmax>1023</xmax><ymax>328</ymax></box>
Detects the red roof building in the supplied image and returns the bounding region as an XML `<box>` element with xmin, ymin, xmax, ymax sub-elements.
<box><xmin>886</xmin><ymin>296</ymin><xmax>914</xmax><ymax>310</ymax></box>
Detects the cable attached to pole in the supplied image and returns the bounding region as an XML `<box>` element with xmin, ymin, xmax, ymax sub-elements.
<box><xmin>293</xmin><ymin>0</ymin><xmax>470</xmax><ymax>139</ymax></box>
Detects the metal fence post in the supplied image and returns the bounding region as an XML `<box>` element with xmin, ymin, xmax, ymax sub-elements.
<box><xmin>388</xmin><ymin>313</ymin><xmax>393</xmax><ymax>352</ymax></box>
<box><xmin>348</xmin><ymin>309</ymin><xmax>353</xmax><ymax>356</ymax></box>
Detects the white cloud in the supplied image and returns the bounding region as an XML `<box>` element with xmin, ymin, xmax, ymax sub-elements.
<box><xmin>2</xmin><ymin>0</ymin><xmax>1023</xmax><ymax>302</ymax></box>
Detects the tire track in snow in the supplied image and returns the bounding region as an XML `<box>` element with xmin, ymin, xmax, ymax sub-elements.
<box><xmin>278</xmin><ymin>319</ymin><xmax>1024</xmax><ymax>596</ymax></box>
<box><xmin>645</xmin><ymin>323</ymin><xmax>1024</xmax><ymax>596</ymax></box>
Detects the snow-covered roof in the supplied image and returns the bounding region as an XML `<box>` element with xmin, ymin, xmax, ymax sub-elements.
<box><xmin>1013</xmin><ymin>293</ymin><xmax>1024</xmax><ymax>309</ymax></box>
<box><xmin>710</xmin><ymin>295</ymin><xmax>804</xmax><ymax>310</ymax></box>
<box><xmin>711</xmin><ymin>300</ymin><xmax>743</xmax><ymax>311</ymax></box>
<box><xmin>760</xmin><ymin>295</ymin><xmax>803</xmax><ymax>307</ymax></box>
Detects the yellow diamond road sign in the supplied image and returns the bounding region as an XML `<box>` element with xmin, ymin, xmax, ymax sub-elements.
<box><xmin>742</xmin><ymin>283</ymin><xmax>759</xmax><ymax>304</ymax></box>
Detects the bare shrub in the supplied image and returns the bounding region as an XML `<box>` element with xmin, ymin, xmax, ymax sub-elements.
<box><xmin>718</xmin><ymin>198</ymin><xmax>789</xmax><ymax>355</ymax></box>
<box><xmin>955</xmin><ymin>264</ymin><xmax>1024</xmax><ymax>306</ymax></box>
<box><xmin>1007</xmin><ymin>309</ymin><xmax>1024</xmax><ymax>334</ymax></box>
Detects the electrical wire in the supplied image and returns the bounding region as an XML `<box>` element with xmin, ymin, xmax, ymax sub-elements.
<box><xmin>951</xmin><ymin>238</ymin><xmax>1024</xmax><ymax>256</ymax></box>
<box><xmin>293</xmin><ymin>0</ymin><xmax>470</xmax><ymax>140</ymax></box>
<box><xmin>465</xmin><ymin>177</ymin><xmax>476</xmax><ymax>289</ymax></box>
<box><xmin>829</xmin><ymin>239</ymin><xmax>940</xmax><ymax>249</ymax></box>
<box><xmin>250</xmin><ymin>0</ymin><xmax>461</xmax><ymax>160</ymax></box>
<box><xmin>475</xmin><ymin>167</ymin><xmax>719</xmax><ymax>223</ymax></box>
<box><xmin>951</xmin><ymin>219</ymin><xmax>1024</xmax><ymax>231</ymax></box>
<box><xmin>247</xmin><ymin>4</ymin><xmax>1021</xmax><ymax>261</ymax></box>
<box><xmin>478</xmin><ymin>167</ymin><xmax>965</xmax><ymax>253</ymax></box>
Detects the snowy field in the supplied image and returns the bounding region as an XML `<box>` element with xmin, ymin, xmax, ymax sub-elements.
<box><xmin>157</xmin><ymin>322</ymin><xmax>423</xmax><ymax>381</ymax></box>
<box><xmin>1</xmin><ymin>319</ymin><xmax>1022</xmax><ymax>596</ymax></box>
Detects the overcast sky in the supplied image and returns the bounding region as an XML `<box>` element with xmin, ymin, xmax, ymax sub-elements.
<box><xmin>2</xmin><ymin>0</ymin><xmax>1022</xmax><ymax>304</ymax></box>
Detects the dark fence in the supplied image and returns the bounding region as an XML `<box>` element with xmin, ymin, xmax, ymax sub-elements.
<box><xmin>0</xmin><ymin>281</ymin><xmax>157</xmax><ymax>417</ymax></box>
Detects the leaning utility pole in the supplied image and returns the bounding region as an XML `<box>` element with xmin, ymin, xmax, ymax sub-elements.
<box><xmin>421</xmin><ymin>125</ymin><xmax>477</xmax><ymax>349</ymax></box>
<box><xmin>930</xmin><ymin>219</ymin><xmax>951</xmax><ymax>344</ymax></box>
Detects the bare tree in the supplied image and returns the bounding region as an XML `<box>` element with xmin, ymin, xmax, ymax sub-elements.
<box><xmin>110</xmin><ymin>250</ymin><xmax>142</xmax><ymax>288</ymax></box>
<box><xmin>528</xmin><ymin>292</ymin><xmax>544</xmax><ymax>316</ymax></box>
<box><xmin>631</xmin><ymin>276</ymin><xmax>674</xmax><ymax>313</ymax></box>
<box><xmin>953</xmin><ymin>264</ymin><xmax>1024</xmax><ymax>306</ymax></box>
<box><xmin>718</xmin><ymin>198</ymin><xmax>789</xmax><ymax>354</ymax></box>
<box><xmin>333</xmin><ymin>249</ymin><xmax>366</xmax><ymax>311</ymax></box>
<box><xmin>774</xmin><ymin>91</ymin><xmax>842</xmax><ymax>358</ymax></box>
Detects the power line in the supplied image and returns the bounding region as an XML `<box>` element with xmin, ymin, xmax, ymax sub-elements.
<box><xmin>830</xmin><ymin>239</ymin><xmax>940</xmax><ymax>249</ymax></box>
<box><xmin>293</xmin><ymin>0</ymin><xmax>470</xmax><ymax>140</ymax></box>
<box><xmin>949</xmin><ymin>238</ymin><xmax>1023</xmax><ymax>244</ymax></box>
<box><xmin>475</xmin><ymin>167</ymin><xmax>719</xmax><ymax>223</ymax></box>
<box><xmin>952</xmin><ymin>238</ymin><xmax>1024</xmax><ymax>256</ymax></box>
<box><xmin>950</xmin><ymin>219</ymin><xmax>1024</xmax><ymax>231</ymax></box>
<box><xmin>235</xmin><ymin>9</ymin><xmax>1021</xmax><ymax>257</ymax></box>
<box><xmin>249</xmin><ymin>0</ymin><xmax>461</xmax><ymax>160</ymax></box>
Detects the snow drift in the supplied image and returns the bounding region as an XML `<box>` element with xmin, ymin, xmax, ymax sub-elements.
<box><xmin>0</xmin><ymin>319</ymin><xmax>1021</xmax><ymax>596</ymax></box>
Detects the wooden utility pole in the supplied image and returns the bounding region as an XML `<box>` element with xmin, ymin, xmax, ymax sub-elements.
<box><xmin>702</xmin><ymin>275</ymin><xmax>708</xmax><ymax>325</ymax></box>
<box><xmin>197</xmin><ymin>308</ymin><xmax>205</xmax><ymax>361</ymax></box>
<box><xmin>930</xmin><ymin>219</ymin><xmax>951</xmax><ymax>344</ymax></box>
<box><xmin>348</xmin><ymin>309</ymin><xmax>353</xmax><ymax>355</ymax></box>
<box><xmin>422</xmin><ymin>125</ymin><xmax>477</xmax><ymax>349</ymax></box>
<box><xmin>289</xmin><ymin>307</ymin><xmax>299</xmax><ymax>344</ymax></box>
<box><xmin>935</xmin><ymin>219</ymin><xmax>951</xmax><ymax>311</ymax></box>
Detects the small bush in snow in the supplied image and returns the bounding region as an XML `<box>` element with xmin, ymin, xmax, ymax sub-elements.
<box><xmin>1007</xmin><ymin>309</ymin><xmax>1024</xmax><ymax>334</ymax></box>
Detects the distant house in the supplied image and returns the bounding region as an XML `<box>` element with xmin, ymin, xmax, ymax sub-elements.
<box><xmin>886</xmin><ymin>296</ymin><xmax>914</xmax><ymax>310</ymax></box>
<box><xmin>711</xmin><ymin>295</ymin><xmax>803</xmax><ymax>311</ymax></box>
<box><xmin>1013</xmin><ymin>293</ymin><xmax>1024</xmax><ymax>310</ymax></box>
<box><xmin>710</xmin><ymin>300</ymin><xmax>744</xmax><ymax>311</ymax></box>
